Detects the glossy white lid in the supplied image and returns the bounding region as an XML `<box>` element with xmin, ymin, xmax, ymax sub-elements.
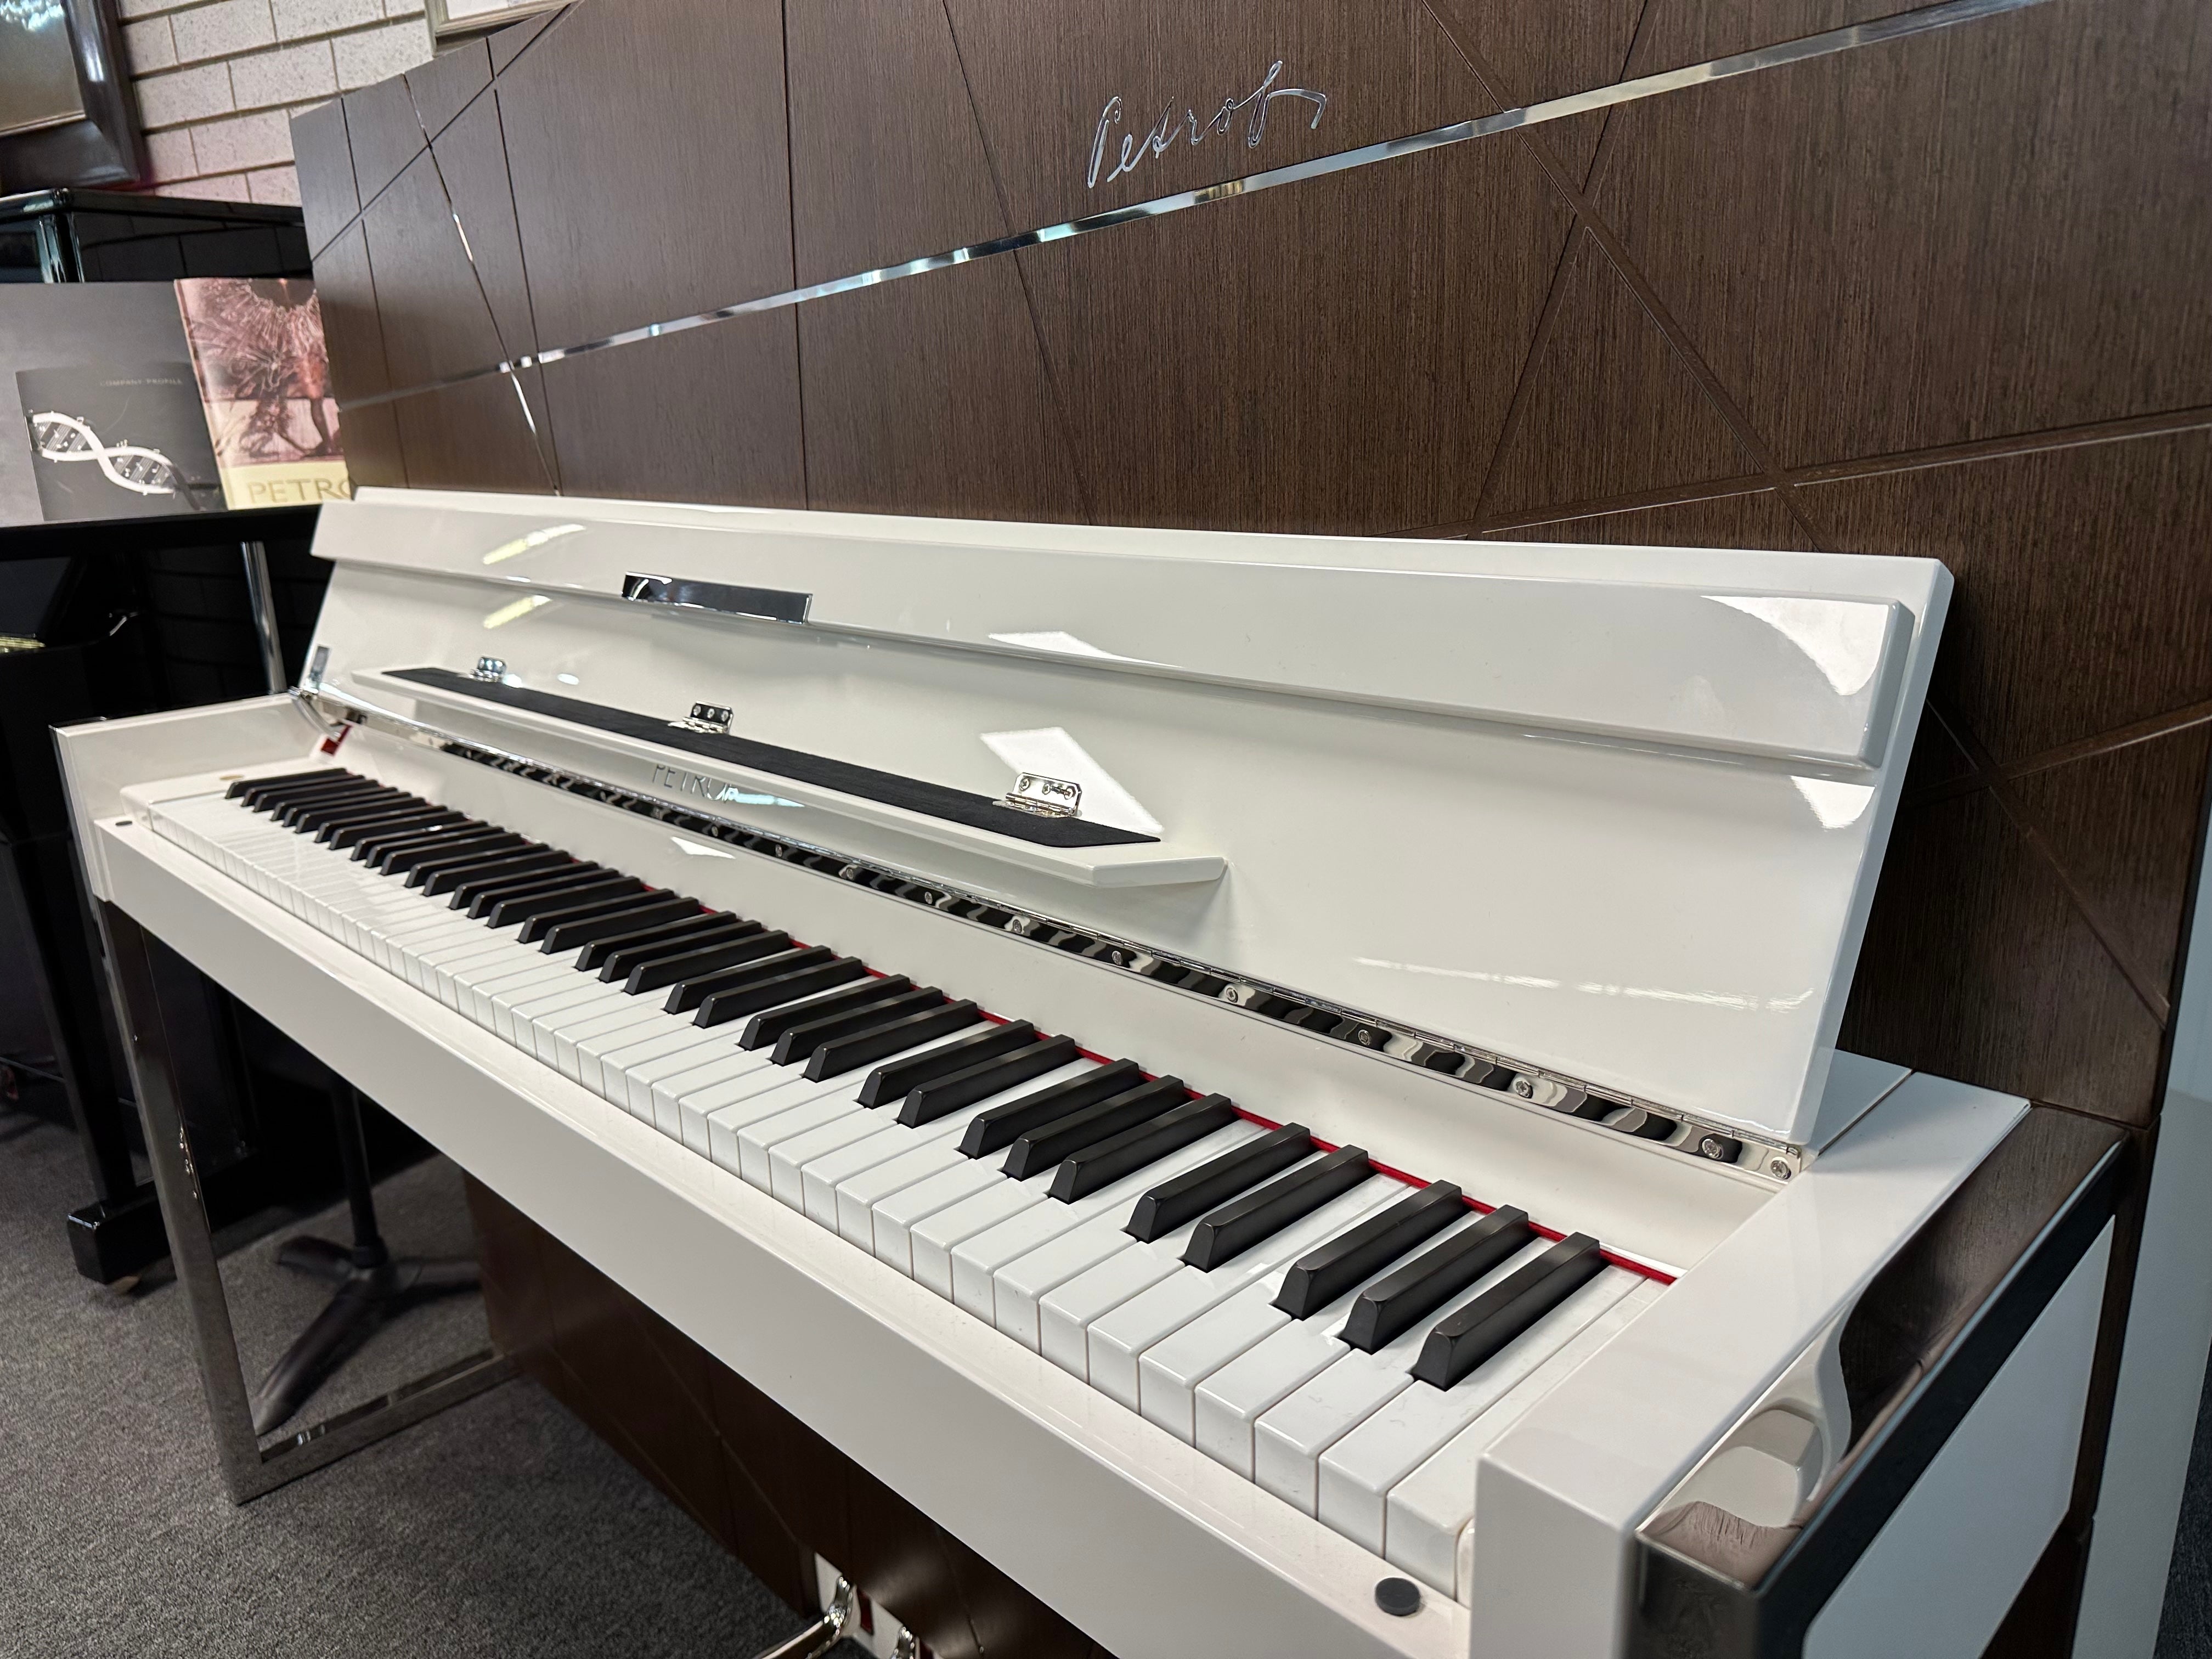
<box><xmin>306</xmin><ymin>488</ymin><xmax>1948</xmax><ymax>1146</ymax></box>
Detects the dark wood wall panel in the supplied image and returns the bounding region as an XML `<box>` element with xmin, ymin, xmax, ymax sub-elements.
<box><xmin>494</xmin><ymin>0</ymin><xmax>794</xmax><ymax>349</ymax></box>
<box><xmin>394</xmin><ymin>371</ymin><xmax>559</xmax><ymax>494</ymax></box>
<box><xmin>290</xmin><ymin>99</ymin><xmax>359</xmax><ymax>259</ymax></box>
<box><xmin>1019</xmin><ymin>134</ymin><xmax>1569</xmax><ymax>533</ymax></box>
<box><xmin>537</xmin><ymin>318</ymin><xmax>804</xmax><ymax>508</ymax></box>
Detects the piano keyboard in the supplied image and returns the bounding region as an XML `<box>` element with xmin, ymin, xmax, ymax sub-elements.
<box><xmin>151</xmin><ymin>766</ymin><xmax>1665</xmax><ymax>1595</ymax></box>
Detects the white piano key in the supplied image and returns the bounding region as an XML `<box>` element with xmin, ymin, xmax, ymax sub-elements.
<box><xmin>955</xmin><ymin>1123</ymin><xmax>1263</xmax><ymax>1325</ymax></box>
<box><xmin>675</xmin><ymin>1056</ymin><xmax>824</xmax><ymax>1155</ymax></box>
<box><xmin>575</xmin><ymin>1006</ymin><xmax>703</xmax><ymax>1095</ymax></box>
<box><xmin>591</xmin><ymin>1021</ymin><xmax>727</xmax><ymax>1113</ymax></box>
<box><xmin>1249</xmin><ymin>1237</ymin><xmax>1556</xmax><ymax>1515</ymax></box>
<box><xmin>702</xmin><ymin>1073</ymin><xmax>835</xmax><ymax>1173</ymax></box>
<box><xmin>869</xmin><ymin>1158</ymin><xmax>1007</xmax><ymax>1275</ymax></box>
<box><xmin>1085</xmin><ymin>1178</ymin><xmax>1404</xmax><ymax>1410</ymax></box>
<box><xmin>654</xmin><ymin>1048</ymin><xmax>779</xmax><ymax>1147</ymax></box>
<box><xmin>1317</xmin><ymin>1269</ymin><xmax>1641</xmax><ymax>1554</ymax></box>
<box><xmin>622</xmin><ymin>1032</ymin><xmax>748</xmax><ymax>1122</ymax></box>
<box><xmin>1039</xmin><ymin>1231</ymin><xmax>1202</xmax><ymax>1379</ymax></box>
<box><xmin>910</xmin><ymin>1172</ymin><xmax>1051</xmax><ymax>1297</ymax></box>
<box><xmin>743</xmin><ymin>1030</ymin><xmax>987</xmax><ymax>1199</ymax></box>
<box><xmin>1384</xmin><ymin>1280</ymin><xmax>1665</xmax><ymax>1595</ymax></box>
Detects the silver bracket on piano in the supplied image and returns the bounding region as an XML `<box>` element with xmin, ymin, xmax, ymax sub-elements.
<box><xmin>620</xmin><ymin>571</ymin><xmax>812</xmax><ymax>624</ymax></box>
<box><xmin>671</xmin><ymin>702</ymin><xmax>733</xmax><ymax>735</ymax></box>
<box><xmin>291</xmin><ymin>683</ymin><xmax>1807</xmax><ymax>1187</ymax></box>
<box><xmin>472</xmin><ymin>656</ymin><xmax>506</xmax><ymax>681</ymax></box>
<box><xmin>1001</xmin><ymin>771</ymin><xmax>1082</xmax><ymax>819</ymax></box>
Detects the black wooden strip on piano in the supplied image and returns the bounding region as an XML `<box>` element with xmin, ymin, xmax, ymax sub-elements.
<box><xmin>584</xmin><ymin>913</ymin><xmax>751</xmax><ymax>977</ymax></box>
<box><xmin>1049</xmin><ymin>1094</ymin><xmax>1238</xmax><ymax>1201</ymax></box>
<box><xmin>356</xmin><ymin>820</ymin><xmax>488</xmax><ymax>864</ymax></box>
<box><xmin>764</xmin><ymin>986</ymin><xmax>940</xmax><ymax>1064</ymax></box>
<box><xmin>519</xmin><ymin>887</ymin><xmax>669</xmax><ymax>945</ymax></box>
<box><xmin>325</xmin><ymin>806</ymin><xmax>459</xmax><ymax>848</ymax></box>
<box><xmin>804</xmin><ymin>1000</ymin><xmax>983</xmax><ymax>1081</ymax></box>
<box><xmin>1411</xmin><ymin>1234</ymin><xmax>1605</xmax><ymax>1389</ymax></box>
<box><xmin>1181</xmin><ymin>1146</ymin><xmax>1372</xmax><ymax>1271</ymax></box>
<box><xmin>230</xmin><ymin>767</ymin><xmax>336</xmax><ymax>800</ymax></box>
<box><xmin>898</xmin><ymin>1036</ymin><xmax>1082</xmax><ymax>1127</ymax></box>
<box><xmin>539</xmin><ymin>895</ymin><xmax>697</xmax><ymax>953</ymax></box>
<box><xmin>1272</xmin><ymin>1182</ymin><xmax>1466</xmax><ymax>1320</ymax></box>
<box><xmin>857</xmin><ymin>1020</ymin><xmax>1039</xmax><ymax>1108</ymax></box>
<box><xmin>461</xmin><ymin>862</ymin><xmax>608</xmax><ymax>915</ymax></box>
<box><xmin>385</xmin><ymin>666</ymin><xmax>1159</xmax><ymax>851</ymax></box>
<box><xmin>377</xmin><ymin>830</ymin><xmax>512</xmax><ymax>875</ymax></box>
<box><xmin>958</xmin><ymin>1060</ymin><xmax>1144</xmax><ymax>1158</ymax></box>
<box><xmin>652</xmin><ymin>936</ymin><xmax>807</xmax><ymax>1003</ymax></box>
<box><xmin>404</xmin><ymin>834</ymin><xmax>534</xmax><ymax>885</ymax></box>
<box><xmin>432</xmin><ymin>849</ymin><xmax>571</xmax><ymax>899</ymax></box>
<box><xmin>1340</xmin><ymin>1207</ymin><xmax>1533</xmax><ymax>1353</ymax></box>
<box><xmin>1124</xmin><ymin>1124</ymin><xmax>1312</xmax><ymax>1242</ymax></box>
<box><xmin>1002</xmin><ymin>1076</ymin><xmax>1188</xmax><ymax>1180</ymax></box>
<box><xmin>486</xmin><ymin>876</ymin><xmax>642</xmax><ymax>928</ymax></box>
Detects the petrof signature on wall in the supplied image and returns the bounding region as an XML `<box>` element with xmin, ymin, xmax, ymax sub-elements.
<box><xmin>1087</xmin><ymin>60</ymin><xmax>1328</xmax><ymax>190</ymax></box>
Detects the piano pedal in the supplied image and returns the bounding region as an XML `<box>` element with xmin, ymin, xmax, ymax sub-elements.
<box><xmin>753</xmin><ymin>1575</ymin><xmax>853</xmax><ymax>1659</ymax></box>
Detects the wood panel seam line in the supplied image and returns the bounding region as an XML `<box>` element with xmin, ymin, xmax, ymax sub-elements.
<box><xmin>778</xmin><ymin>0</ymin><xmax>811</xmax><ymax>511</ymax></box>
<box><xmin>934</xmin><ymin>0</ymin><xmax>1101</xmax><ymax>525</ymax></box>
<box><xmin>1929</xmin><ymin>702</ymin><xmax>2174</xmax><ymax>1025</ymax></box>
<box><xmin>308</xmin><ymin>3</ymin><xmax>578</xmax><ymax>268</ymax></box>
<box><xmin>488</xmin><ymin>80</ymin><xmax>562</xmax><ymax>489</ymax></box>
<box><xmin>1908</xmin><ymin>699</ymin><xmax>2212</xmax><ymax>810</ymax></box>
<box><xmin>1411</xmin><ymin>0</ymin><xmax>1820</xmax><ymax>547</ymax></box>
<box><xmin>1409</xmin><ymin>404</ymin><xmax>2212</xmax><ymax>538</ymax></box>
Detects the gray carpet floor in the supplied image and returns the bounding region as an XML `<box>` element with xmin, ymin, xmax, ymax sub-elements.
<box><xmin>0</xmin><ymin>1103</ymin><xmax>828</xmax><ymax>1659</ymax></box>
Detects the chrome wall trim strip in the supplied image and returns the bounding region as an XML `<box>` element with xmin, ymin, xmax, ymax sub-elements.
<box><xmin>337</xmin><ymin>0</ymin><xmax>2051</xmax><ymax>417</ymax></box>
<box><xmin>297</xmin><ymin>684</ymin><xmax>1803</xmax><ymax>1190</ymax></box>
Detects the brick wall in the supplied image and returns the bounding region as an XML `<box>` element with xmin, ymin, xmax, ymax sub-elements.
<box><xmin>120</xmin><ymin>0</ymin><xmax>435</xmax><ymax>203</ymax></box>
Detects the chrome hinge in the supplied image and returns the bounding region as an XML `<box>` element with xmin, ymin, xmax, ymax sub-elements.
<box><xmin>671</xmin><ymin>702</ymin><xmax>733</xmax><ymax>735</ymax></box>
<box><xmin>472</xmin><ymin>656</ymin><xmax>506</xmax><ymax>681</ymax></box>
<box><xmin>1002</xmin><ymin>772</ymin><xmax>1082</xmax><ymax>818</ymax></box>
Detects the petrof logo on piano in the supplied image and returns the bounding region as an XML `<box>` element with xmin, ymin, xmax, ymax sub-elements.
<box><xmin>1087</xmin><ymin>60</ymin><xmax>1328</xmax><ymax>190</ymax></box>
<box><xmin>651</xmin><ymin>763</ymin><xmax>752</xmax><ymax>805</ymax></box>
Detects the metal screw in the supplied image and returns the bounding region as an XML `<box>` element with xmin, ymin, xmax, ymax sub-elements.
<box><xmin>1700</xmin><ymin>1135</ymin><xmax>1727</xmax><ymax>1159</ymax></box>
<box><xmin>1769</xmin><ymin>1158</ymin><xmax>1793</xmax><ymax>1180</ymax></box>
<box><xmin>1510</xmin><ymin>1076</ymin><xmax>1534</xmax><ymax>1099</ymax></box>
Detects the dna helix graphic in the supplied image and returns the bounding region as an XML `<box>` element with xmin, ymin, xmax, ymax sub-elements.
<box><xmin>27</xmin><ymin>411</ymin><xmax>182</xmax><ymax>497</ymax></box>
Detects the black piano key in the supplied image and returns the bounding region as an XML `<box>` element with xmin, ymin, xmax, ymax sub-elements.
<box><xmin>421</xmin><ymin>847</ymin><xmax>564</xmax><ymax>896</ymax></box>
<box><xmin>255</xmin><ymin>776</ymin><xmax>379</xmax><ymax>815</ymax></box>
<box><xmin>461</xmin><ymin>862</ymin><xmax>608</xmax><ymax>916</ymax></box>
<box><xmin>687</xmin><ymin>953</ymin><xmax>857</xmax><ymax>1023</ymax></box>
<box><xmin>1002</xmin><ymin>1076</ymin><xmax>1188</xmax><ymax>1180</ymax></box>
<box><xmin>1124</xmin><ymin>1124</ymin><xmax>1313</xmax><ymax>1243</ymax></box>
<box><xmin>763</xmin><ymin>986</ymin><xmax>941</xmax><ymax>1063</ymax></box>
<box><xmin>277</xmin><ymin>781</ymin><xmax>393</xmax><ymax>827</ymax></box>
<box><xmin>295</xmin><ymin>791</ymin><xmax>417</xmax><ymax>836</ymax></box>
<box><xmin>856</xmin><ymin>1019</ymin><xmax>1040</xmax><ymax>1108</ymax></box>
<box><xmin>735</xmin><ymin>974</ymin><xmax>910</xmax><ymax>1047</ymax></box>
<box><xmin>1181</xmin><ymin>1145</ymin><xmax>1372</xmax><ymax>1271</ymax></box>
<box><xmin>898</xmin><ymin>1036</ymin><xmax>1083</xmax><ymax>1128</ymax></box>
<box><xmin>518</xmin><ymin>887</ymin><xmax>669</xmax><ymax>945</ymax></box>
<box><xmin>1272</xmin><ymin>1181</ymin><xmax>1466</xmax><ymax>1320</ymax></box>
<box><xmin>403</xmin><ymin>835</ymin><xmax>537</xmax><ymax>887</ymax></box>
<box><xmin>648</xmin><ymin>935</ymin><xmax>808</xmax><ymax>1003</ymax></box>
<box><xmin>1340</xmin><ymin>1206</ymin><xmax>1533</xmax><ymax>1353</ymax></box>
<box><xmin>326</xmin><ymin>807</ymin><xmax>461</xmax><ymax>849</ymax></box>
<box><xmin>804</xmin><ymin>999</ymin><xmax>983</xmax><ymax>1082</ymax></box>
<box><xmin>239</xmin><ymin>770</ymin><xmax>356</xmax><ymax>809</ymax></box>
<box><xmin>1049</xmin><ymin>1094</ymin><xmax>1238</xmax><ymax>1201</ymax></box>
<box><xmin>539</xmin><ymin>895</ymin><xmax>698</xmax><ymax>953</ymax></box>
<box><xmin>353</xmin><ymin>819</ymin><xmax>488</xmax><ymax>864</ymax></box>
<box><xmin>1411</xmin><ymin>1233</ymin><xmax>1605</xmax><ymax>1389</ymax></box>
<box><xmin>957</xmin><ymin>1059</ymin><xmax>1144</xmax><ymax>1158</ymax></box>
<box><xmin>378</xmin><ymin>830</ymin><xmax>515</xmax><ymax>876</ymax></box>
<box><xmin>486</xmin><ymin>875</ymin><xmax>643</xmax><ymax>928</ymax></box>
<box><xmin>584</xmin><ymin>913</ymin><xmax>752</xmax><ymax>978</ymax></box>
<box><xmin>229</xmin><ymin>767</ymin><xmax>335</xmax><ymax>800</ymax></box>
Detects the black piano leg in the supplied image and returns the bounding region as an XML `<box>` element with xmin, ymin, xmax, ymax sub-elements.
<box><xmin>249</xmin><ymin>1084</ymin><xmax>480</xmax><ymax>1436</ymax></box>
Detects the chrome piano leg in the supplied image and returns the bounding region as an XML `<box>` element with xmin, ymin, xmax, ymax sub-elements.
<box><xmin>100</xmin><ymin>901</ymin><xmax>512</xmax><ymax>1501</ymax></box>
<box><xmin>749</xmin><ymin>1577</ymin><xmax>854</xmax><ymax>1659</ymax></box>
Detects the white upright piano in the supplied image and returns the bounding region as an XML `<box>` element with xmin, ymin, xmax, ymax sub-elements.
<box><xmin>58</xmin><ymin>489</ymin><xmax>2120</xmax><ymax>1659</ymax></box>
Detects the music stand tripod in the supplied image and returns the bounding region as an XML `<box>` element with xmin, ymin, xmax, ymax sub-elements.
<box><xmin>250</xmin><ymin>1082</ymin><xmax>479</xmax><ymax>1435</ymax></box>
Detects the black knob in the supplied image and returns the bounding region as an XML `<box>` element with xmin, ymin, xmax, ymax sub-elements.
<box><xmin>1374</xmin><ymin>1577</ymin><xmax>1423</xmax><ymax>1617</ymax></box>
